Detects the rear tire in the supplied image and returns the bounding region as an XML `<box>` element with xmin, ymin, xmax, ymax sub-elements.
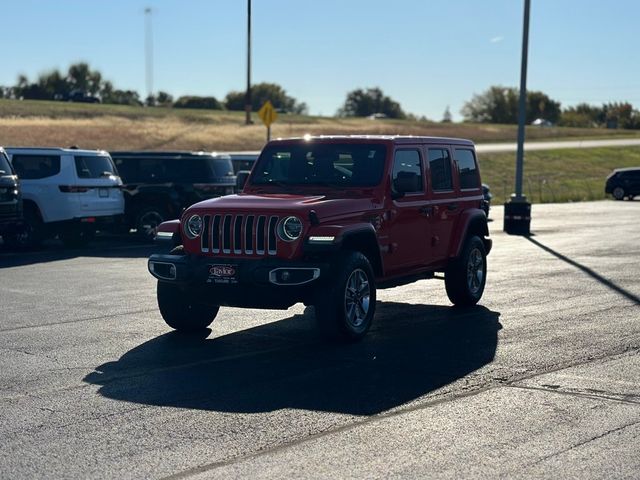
<box><xmin>445</xmin><ymin>235</ymin><xmax>487</xmax><ymax>306</ymax></box>
<box><xmin>314</xmin><ymin>251</ymin><xmax>376</xmax><ymax>342</ymax></box>
<box><xmin>612</xmin><ymin>186</ymin><xmax>625</xmax><ymax>200</ymax></box>
<box><xmin>157</xmin><ymin>282</ymin><xmax>219</xmax><ymax>332</ymax></box>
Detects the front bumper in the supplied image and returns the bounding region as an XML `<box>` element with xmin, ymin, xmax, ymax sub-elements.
<box><xmin>148</xmin><ymin>254</ymin><xmax>330</xmax><ymax>309</ymax></box>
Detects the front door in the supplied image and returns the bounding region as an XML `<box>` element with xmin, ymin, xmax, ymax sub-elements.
<box><xmin>384</xmin><ymin>147</ymin><xmax>430</xmax><ymax>273</ymax></box>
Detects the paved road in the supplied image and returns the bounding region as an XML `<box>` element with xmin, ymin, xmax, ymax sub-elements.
<box><xmin>476</xmin><ymin>137</ymin><xmax>640</xmax><ymax>153</ymax></box>
<box><xmin>1</xmin><ymin>201</ymin><xmax>639</xmax><ymax>478</ymax></box>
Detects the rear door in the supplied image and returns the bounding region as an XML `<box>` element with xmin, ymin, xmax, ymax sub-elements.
<box><xmin>10</xmin><ymin>153</ymin><xmax>64</xmax><ymax>222</ymax></box>
<box><xmin>630</xmin><ymin>170</ymin><xmax>640</xmax><ymax>195</ymax></box>
<box><xmin>424</xmin><ymin>145</ymin><xmax>458</xmax><ymax>264</ymax></box>
<box><xmin>452</xmin><ymin>147</ymin><xmax>483</xmax><ymax>212</ymax></box>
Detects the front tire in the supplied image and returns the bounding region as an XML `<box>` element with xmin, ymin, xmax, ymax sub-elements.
<box><xmin>135</xmin><ymin>206</ymin><xmax>166</xmax><ymax>241</ymax></box>
<box><xmin>3</xmin><ymin>208</ymin><xmax>44</xmax><ymax>250</ymax></box>
<box><xmin>612</xmin><ymin>186</ymin><xmax>625</xmax><ymax>200</ymax></box>
<box><xmin>157</xmin><ymin>282</ymin><xmax>219</xmax><ymax>332</ymax></box>
<box><xmin>314</xmin><ymin>251</ymin><xmax>376</xmax><ymax>342</ymax></box>
<box><xmin>445</xmin><ymin>235</ymin><xmax>487</xmax><ymax>306</ymax></box>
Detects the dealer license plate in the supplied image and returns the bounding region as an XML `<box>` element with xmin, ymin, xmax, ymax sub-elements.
<box><xmin>207</xmin><ymin>264</ymin><xmax>238</xmax><ymax>284</ymax></box>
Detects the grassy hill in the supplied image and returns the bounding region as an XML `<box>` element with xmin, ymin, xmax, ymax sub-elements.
<box><xmin>2</xmin><ymin>99</ymin><xmax>639</xmax><ymax>205</ymax></box>
<box><xmin>2</xmin><ymin>98</ymin><xmax>639</xmax><ymax>151</ymax></box>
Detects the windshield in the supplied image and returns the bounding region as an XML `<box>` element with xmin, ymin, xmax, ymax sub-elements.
<box><xmin>75</xmin><ymin>155</ymin><xmax>117</xmax><ymax>179</ymax></box>
<box><xmin>205</xmin><ymin>156</ymin><xmax>235</xmax><ymax>178</ymax></box>
<box><xmin>251</xmin><ymin>143</ymin><xmax>387</xmax><ymax>187</ymax></box>
<box><xmin>0</xmin><ymin>151</ymin><xmax>12</xmax><ymax>176</ymax></box>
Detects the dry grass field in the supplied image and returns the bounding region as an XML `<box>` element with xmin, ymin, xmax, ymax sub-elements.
<box><xmin>2</xmin><ymin>99</ymin><xmax>639</xmax><ymax>205</ymax></box>
<box><xmin>2</xmin><ymin>99</ymin><xmax>639</xmax><ymax>151</ymax></box>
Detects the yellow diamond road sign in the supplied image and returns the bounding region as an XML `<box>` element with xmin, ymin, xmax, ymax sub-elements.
<box><xmin>258</xmin><ymin>100</ymin><xmax>278</xmax><ymax>128</ymax></box>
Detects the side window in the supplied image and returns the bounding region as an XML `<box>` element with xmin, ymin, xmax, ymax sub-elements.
<box><xmin>428</xmin><ymin>148</ymin><xmax>453</xmax><ymax>191</ymax></box>
<box><xmin>454</xmin><ymin>148</ymin><xmax>479</xmax><ymax>190</ymax></box>
<box><xmin>0</xmin><ymin>152</ymin><xmax>12</xmax><ymax>175</ymax></box>
<box><xmin>138</xmin><ymin>158</ymin><xmax>168</xmax><ymax>182</ymax></box>
<box><xmin>392</xmin><ymin>149</ymin><xmax>423</xmax><ymax>193</ymax></box>
<box><xmin>11</xmin><ymin>155</ymin><xmax>61</xmax><ymax>180</ymax></box>
<box><xmin>113</xmin><ymin>158</ymin><xmax>138</xmax><ymax>183</ymax></box>
<box><xmin>177</xmin><ymin>159</ymin><xmax>211</xmax><ymax>182</ymax></box>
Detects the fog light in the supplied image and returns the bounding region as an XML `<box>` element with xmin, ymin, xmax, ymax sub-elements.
<box><xmin>281</xmin><ymin>271</ymin><xmax>291</xmax><ymax>282</ymax></box>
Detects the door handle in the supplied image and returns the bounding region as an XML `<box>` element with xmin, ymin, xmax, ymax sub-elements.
<box><xmin>447</xmin><ymin>203</ymin><xmax>458</xmax><ymax>211</ymax></box>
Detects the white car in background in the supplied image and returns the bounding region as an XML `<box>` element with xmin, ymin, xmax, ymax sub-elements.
<box><xmin>5</xmin><ymin>147</ymin><xmax>124</xmax><ymax>248</ymax></box>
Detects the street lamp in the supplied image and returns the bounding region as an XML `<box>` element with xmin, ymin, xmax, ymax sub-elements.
<box><xmin>245</xmin><ymin>0</ymin><xmax>252</xmax><ymax>125</ymax></box>
<box><xmin>504</xmin><ymin>0</ymin><xmax>532</xmax><ymax>235</ymax></box>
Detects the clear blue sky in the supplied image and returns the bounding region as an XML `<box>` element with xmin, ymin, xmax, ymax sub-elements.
<box><xmin>2</xmin><ymin>0</ymin><xmax>639</xmax><ymax>120</ymax></box>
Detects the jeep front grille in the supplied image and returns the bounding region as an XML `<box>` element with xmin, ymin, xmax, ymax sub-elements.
<box><xmin>200</xmin><ymin>214</ymin><xmax>278</xmax><ymax>255</ymax></box>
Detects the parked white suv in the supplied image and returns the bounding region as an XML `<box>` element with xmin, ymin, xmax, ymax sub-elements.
<box><xmin>5</xmin><ymin>147</ymin><xmax>124</xmax><ymax>247</ymax></box>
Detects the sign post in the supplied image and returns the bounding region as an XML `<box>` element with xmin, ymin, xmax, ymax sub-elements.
<box><xmin>257</xmin><ymin>100</ymin><xmax>278</xmax><ymax>142</ymax></box>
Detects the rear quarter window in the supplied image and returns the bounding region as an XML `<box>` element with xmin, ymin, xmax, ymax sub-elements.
<box><xmin>454</xmin><ymin>148</ymin><xmax>480</xmax><ymax>190</ymax></box>
<box><xmin>11</xmin><ymin>155</ymin><xmax>61</xmax><ymax>179</ymax></box>
<box><xmin>75</xmin><ymin>155</ymin><xmax>117</xmax><ymax>179</ymax></box>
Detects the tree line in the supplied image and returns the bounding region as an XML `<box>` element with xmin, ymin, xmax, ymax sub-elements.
<box><xmin>1</xmin><ymin>63</ymin><xmax>638</xmax><ymax>129</ymax></box>
<box><xmin>461</xmin><ymin>85</ymin><xmax>640</xmax><ymax>129</ymax></box>
<box><xmin>0</xmin><ymin>62</ymin><xmax>309</xmax><ymax>114</ymax></box>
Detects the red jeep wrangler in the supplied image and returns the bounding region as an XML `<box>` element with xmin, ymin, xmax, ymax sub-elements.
<box><xmin>148</xmin><ymin>135</ymin><xmax>491</xmax><ymax>341</ymax></box>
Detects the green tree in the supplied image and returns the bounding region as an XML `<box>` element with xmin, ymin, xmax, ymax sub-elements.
<box><xmin>461</xmin><ymin>86</ymin><xmax>561</xmax><ymax>124</ymax></box>
<box><xmin>225</xmin><ymin>82</ymin><xmax>307</xmax><ymax>114</ymax></box>
<box><xmin>103</xmin><ymin>89</ymin><xmax>141</xmax><ymax>106</ymax></box>
<box><xmin>174</xmin><ymin>96</ymin><xmax>222</xmax><ymax>109</ymax></box>
<box><xmin>156</xmin><ymin>91</ymin><xmax>174</xmax><ymax>106</ymax></box>
<box><xmin>442</xmin><ymin>106</ymin><xmax>452</xmax><ymax>123</ymax></box>
<box><xmin>67</xmin><ymin>62</ymin><xmax>102</xmax><ymax>95</ymax></box>
<box><xmin>337</xmin><ymin>87</ymin><xmax>406</xmax><ymax>119</ymax></box>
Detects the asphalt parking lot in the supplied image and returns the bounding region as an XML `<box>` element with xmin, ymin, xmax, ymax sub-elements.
<box><xmin>1</xmin><ymin>200</ymin><xmax>639</xmax><ymax>479</ymax></box>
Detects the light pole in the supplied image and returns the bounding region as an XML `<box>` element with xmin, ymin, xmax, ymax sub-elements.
<box><xmin>145</xmin><ymin>7</ymin><xmax>154</xmax><ymax>101</ymax></box>
<box><xmin>244</xmin><ymin>0</ymin><xmax>252</xmax><ymax>125</ymax></box>
<box><xmin>504</xmin><ymin>0</ymin><xmax>532</xmax><ymax>235</ymax></box>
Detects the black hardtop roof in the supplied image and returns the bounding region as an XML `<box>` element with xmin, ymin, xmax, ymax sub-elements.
<box><xmin>109</xmin><ymin>150</ymin><xmax>231</xmax><ymax>159</ymax></box>
<box><xmin>614</xmin><ymin>166</ymin><xmax>640</xmax><ymax>173</ymax></box>
<box><xmin>268</xmin><ymin>135</ymin><xmax>475</xmax><ymax>147</ymax></box>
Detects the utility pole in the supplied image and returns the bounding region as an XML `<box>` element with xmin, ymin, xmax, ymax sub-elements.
<box><xmin>504</xmin><ymin>0</ymin><xmax>532</xmax><ymax>235</ymax></box>
<box><xmin>144</xmin><ymin>7</ymin><xmax>154</xmax><ymax>101</ymax></box>
<box><xmin>244</xmin><ymin>0</ymin><xmax>252</xmax><ymax>125</ymax></box>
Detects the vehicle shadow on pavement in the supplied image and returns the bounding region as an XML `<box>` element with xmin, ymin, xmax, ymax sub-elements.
<box><xmin>525</xmin><ymin>236</ymin><xmax>640</xmax><ymax>305</ymax></box>
<box><xmin>85</xmin><ymin>303</ymin><xmax>501</xmax><ymax>416</ymax></box>
<box><xmin>0</xmin><ymin>242</ymin><xmax>161</xmax><ymax>268</ymax></box>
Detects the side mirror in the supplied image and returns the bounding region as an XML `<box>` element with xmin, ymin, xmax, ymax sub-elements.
<box><xmin>236</xmin><ymin>171</ymin><xmax>250</xmax><ymax>192</ymax></box>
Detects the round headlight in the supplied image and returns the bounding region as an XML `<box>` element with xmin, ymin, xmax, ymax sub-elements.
<box><xmin>278</xmin><ymin>216</ymin><xmax>303</xmax><ymax>241</ymax></box>
<box><xmin>186</xmin><ymin>214</ymin><xmax>203</xmax><ymax>238</ymax></box>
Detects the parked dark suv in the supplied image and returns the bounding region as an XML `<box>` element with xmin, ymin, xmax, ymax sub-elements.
<box><xmin>110</xmin><ymin>151</ymin><xmax>236</xmax><ymax>239</ymax></box>
<box><xmin>0</xmin><ymin>147</ymin><xmax>23</xmax><ymax>243</ymax></box>
<box><xmin>605</xmin><ymin>167</ymin><xmax>640</xmax><ymax>200</ymax></box>
<box><xmin>148</xmin><ymin>136</ymin><xmax>491</xmax><ymax>342</ymax></box>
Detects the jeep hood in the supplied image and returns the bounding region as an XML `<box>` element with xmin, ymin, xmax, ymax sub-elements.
<box><xmin>187</xmin><ymin>193</ymin><xmax>379</xmax><ymax>221</ymax></box>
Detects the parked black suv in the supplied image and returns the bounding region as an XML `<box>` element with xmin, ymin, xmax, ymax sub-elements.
<box><xmin>0</xmin><ymin>147</ymin><xmax>23</xmax><ymax>243</ymax></box>
<box><xmin>110</xmin><ymin>151</ymin><xmax>236</xmax><ymax>239</ymax></box>
<box><xmin>605</xmin><ymin>167</ymin><xmax>640</xmax><ymax>200</ymax></box>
